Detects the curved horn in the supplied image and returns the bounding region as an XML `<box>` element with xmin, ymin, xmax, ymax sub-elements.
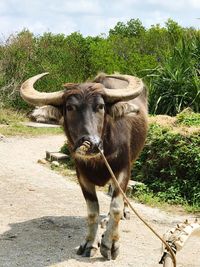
<box><xmin>20</xmin><ymin>73</ymin><xmax>65</xmax><ymax>106</ymax></box>
<box><xmin>94</xmin><ymin>74</ymin><xmax>144</xmax><ymax>103</ymax></box>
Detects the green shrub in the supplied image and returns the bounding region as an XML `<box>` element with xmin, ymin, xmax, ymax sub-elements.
<box><xmin>176</xmin><ymin>109</ymin><xmax>200</xmax><ymax>126</ymax></box>
<box><xmin>133</xmin><ymin>121</ymin><xmax>200</xmax><ymax>207</ymax></box>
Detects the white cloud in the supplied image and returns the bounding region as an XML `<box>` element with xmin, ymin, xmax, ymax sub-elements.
<box><xmin>0</xmin><ymin>1</ymin><xmax>8</xmax><ymax>13</ymax></box>
<box><xmin>147</xmin><ymin>0</ymin><xmax>188</xmax><ymax>11</ymax></box>
<box><xmin>147</xmin><ymin>0</ymin><xmax>200</xmax><ymax>11</ymax></box>
<box><xmin>142</xmin><ymin>11</ymin><xmax>171</xmax><ymax>27</ymax></box>
<box><xmin>0</xmin><ymin>0</ymin><xmax>199</xmax><ymax>38</ymax></box>
<box><xmin>189</xmin><ymin>0</ymin><xmax>200</xmax><ymax>8</ymax></box>
<box><xmin>80</xmin><ymin>16</ymin><xmax>123</xmax><ymax>36</ymax></box>
<box><xmin>0</xmin><ymin>15</ymin><xmax>78</xmax><ymax>37</ymax></box>
<box><xmin>48</xmin><ymin>0</ymin><xmax>102</xmax><ymax>15</ymax></box>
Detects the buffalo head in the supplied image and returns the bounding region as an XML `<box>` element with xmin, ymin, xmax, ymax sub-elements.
<box><xmin>20</xmin><ymin>73</ymin><xmax>144</xmax><ymax>159</ymax></box>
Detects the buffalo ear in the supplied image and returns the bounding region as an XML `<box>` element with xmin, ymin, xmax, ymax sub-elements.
<box><xmin>63</xmin><ymin>83</ymin><xmax>79</xmax><ymax>90</ymax></box>
<box><xmin>108</xmin><ymin>102</ymin><xmax>139</xmax><ymax>119</ymax></box>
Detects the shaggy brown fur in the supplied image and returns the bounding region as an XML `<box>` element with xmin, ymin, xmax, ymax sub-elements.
<box><xmin>61</xmin><ymin>79</ymin><xmax>148</xmax><ymax>259</ymax></box>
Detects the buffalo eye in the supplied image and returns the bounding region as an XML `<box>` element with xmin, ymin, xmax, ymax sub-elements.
<box><xmin>95</xmin><ymin>104</ymin><xmax>104</xmax><ymax>112</ymax></box>
<box><xmin>66</xmin><ymin>105</ymin><xmax>76</xmax><ymax>111</ymax></box>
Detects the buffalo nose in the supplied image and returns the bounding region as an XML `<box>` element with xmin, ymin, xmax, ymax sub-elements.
<box><xmin>75</xmin><ymin>135</ymin><xmax>103</xmax><ymax>157</ymax></box>
<box><xmin>77</xmin><ymin>135</ymin><xmax>102</xmax><ymax>153</ymax></box>
<box><xmin>82</xmin><ymin>135</ymin><xmax>101</xmax><ymax>147</ymax></box>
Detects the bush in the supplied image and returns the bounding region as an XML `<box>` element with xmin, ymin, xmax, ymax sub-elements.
<box><xmin>133</xmin><ymin>113</ymin><xmax>200</xmax><ymax>207</ymax></box>
<box><xmin>0</xmin><ymin>31</ymin><xmax>91</xmax><ymax>110</ymax></box>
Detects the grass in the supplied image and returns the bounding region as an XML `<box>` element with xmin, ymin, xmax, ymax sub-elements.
<box><xmin>0</xmin><ymin>123</ymin><xmax>63</xmax><ymax>136</ymax></box>
<box><xmin>0</xmin><ymin>108</ymin><xmax>27</xmax><ymax>124</ymax></box>
<box><xmin>176</xmin><ymin>108</ymin><xmax>200</xmax><ymax>126</ymax></box>
<box><xmin>132</xmin><ymin>190</ymin><xmax>200</xmax><ymax>214</ymax></box>
<box><xmin>0</xmin><ymin>108</ymin><xmax>63</xmax><ymax>136</ymax></box>
<box><xmin>183</xmin><ymin>203</ymin><xmax>200</xmax><ymax>213</ymax></box>
<box><xmin>50</xmin><ymin>160</ymin><xmax>200</xmax><ymax>214</ymax></box>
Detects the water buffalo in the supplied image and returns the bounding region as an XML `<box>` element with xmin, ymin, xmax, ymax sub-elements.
<box><xmin>20</xmin><ymin>72</ymin><xmax>148</xmax><ymax>260</ymax></box>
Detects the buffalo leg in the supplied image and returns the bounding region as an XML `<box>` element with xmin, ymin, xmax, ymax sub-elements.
<box><xmin>77</xmin><ymin>179</ymin><xmax>100</xmax><ymax>257</ymax></box>
<box><xmin>100</xmin><ymin>171</ymin><xmax>129</xmax><ymax>260</ymax></box>
<box><xmin>108</xmin><ymin>183</ymin><xmax>130</xmax><ymax>220</ymax></box>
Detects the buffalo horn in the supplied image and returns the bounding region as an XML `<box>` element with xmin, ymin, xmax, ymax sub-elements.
<box><xmin>20</xmin><ymin>73</ymin><xmax>144</xmax><ymax>106</ymax></box>
<box><xmin>20</xmin><ymin>73</ymin><xmax>65</xmax><ymax>106</ymax></box>
<box><xmin>96</xmin><ymin>74</ymin><xmax>144</xmax><ymax>103</ymax></box>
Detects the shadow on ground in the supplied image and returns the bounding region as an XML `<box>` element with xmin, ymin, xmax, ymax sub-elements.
<box><xmin>0</xmin><ymin>216</ymin><xmax>106</xmax><ymax>267</ymax></box>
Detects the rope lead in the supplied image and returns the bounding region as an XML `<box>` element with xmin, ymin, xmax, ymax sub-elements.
<box><xmin>98</xmin><ymin>147</ymin><xmax>176</xmax><ymax>267</ymax></box>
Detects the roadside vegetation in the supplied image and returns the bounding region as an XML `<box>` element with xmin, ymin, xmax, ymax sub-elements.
<box><xmin>0</xmin><ymin>19</ymin><xmax>199</xmax><ymax>114</ymax></box>
<box><xmin>0</xmin><ymin>18</ymin><xmax>199</xmax><ymax>212</ymax></box>
<box><xmin>133</xmin><ymin>110</ymin><xmax>200</xmax><ymax>213</ymax></box>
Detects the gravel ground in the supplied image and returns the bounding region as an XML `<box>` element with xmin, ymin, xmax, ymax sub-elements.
<box><xmin>0</xmin><ymin>135</ymin><xmax>199</xmax><ymax>267</ymax></box>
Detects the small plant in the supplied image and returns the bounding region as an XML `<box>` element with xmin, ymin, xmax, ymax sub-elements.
<box><xmin>60</xmin><ymin>143</ymin><xmax>75</xmax><ymax>169</ymax></box>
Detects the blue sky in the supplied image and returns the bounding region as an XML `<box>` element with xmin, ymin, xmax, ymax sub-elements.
<box><xmin>0</xmin><ymin>0</ymin><xmax>200</xmax><ymax>38</ymax></box>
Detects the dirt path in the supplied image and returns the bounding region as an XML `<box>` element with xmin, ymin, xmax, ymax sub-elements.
<box><xmin>0</xmin><ymin>135</ymin><xmax>199</xmax><ymax>267</ymax></box>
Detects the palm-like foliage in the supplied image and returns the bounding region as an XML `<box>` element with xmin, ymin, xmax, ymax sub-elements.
<box><xmin>147</xmin><ymin>37</ymin><xmax>200</xmax><ymax>115</ymax></box>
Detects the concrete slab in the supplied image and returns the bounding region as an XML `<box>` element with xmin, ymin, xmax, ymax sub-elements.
<box><xmin>21</xmin><ymin>122</ymin><xmax>61</xmax><ymax>128</ymax></box>
<box><xmin>46</xmin><ymin>151</ymin><xmax>69</xmax><ymax>162</ymax></box>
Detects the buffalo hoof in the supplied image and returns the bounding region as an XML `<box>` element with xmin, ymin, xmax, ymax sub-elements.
<box><xmin>123</xmin><ymin>209</ymin><xmax>131</xmax><ymax>220</ymax></box>
<box><xmin>123</xmin><ymin>205</ymin><xmax>131</xmax><ymax>220</ymax></box>
<box><xmin>77</xmin><ymin>241</ymin><xmax>100</xmax><ymax>257</ymax></box>
<box><xmin>100</xmin><ymin>240</ymin><xmax>120</xmax><ymax>260</ymax></box>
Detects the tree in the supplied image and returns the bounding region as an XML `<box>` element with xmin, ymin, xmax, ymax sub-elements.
<box><xmin>109</xmin><ymin>19</ymin><xmax>145</xmax><ymax>37</ymax></box>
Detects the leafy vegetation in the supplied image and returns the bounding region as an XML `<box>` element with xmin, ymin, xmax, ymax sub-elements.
<box><xmin>133</xmin><ymin>112</ymin><xmax>200</xmax><ymax>211</ymax></box>
<box><xmin>146</xmin><ymin>37</ymin><xmax>200</xmax><ymax>115</ymax></box>
<box><xmin>0</xmin><ymin>19</ymin><xmax>199</xmax><ymax>115</ymax></box>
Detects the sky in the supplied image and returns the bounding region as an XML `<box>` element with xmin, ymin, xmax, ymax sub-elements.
<box><xmin>0</xmin><ymin>0</ymin><xmax>200</xmax><ymax>39</ymax></box>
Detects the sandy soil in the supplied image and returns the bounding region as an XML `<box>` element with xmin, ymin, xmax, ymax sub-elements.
<box><xmin>0</xmin><ymin>135</ymin><xmax>199</xmax><ymax>267</ymax></box>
